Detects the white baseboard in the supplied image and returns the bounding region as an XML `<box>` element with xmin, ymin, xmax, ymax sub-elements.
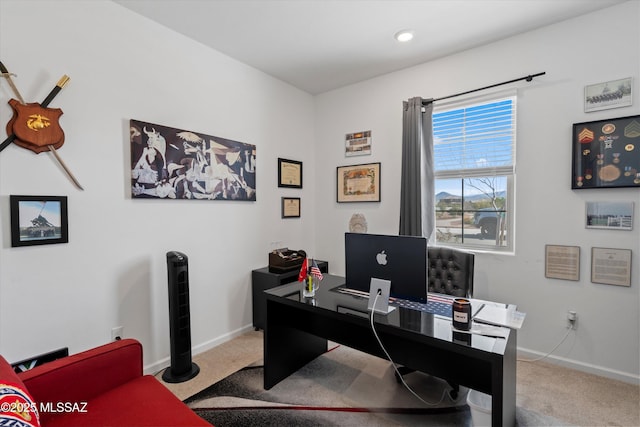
<box><xmin>517</xmin><ymin>347</ymin><xmax>640</xmax><ymax>385</ymax></box>
<box><xmin>145</xmin><ymin>330</ymin><xmax>639</xmax><ymax>386</ymax></box>
<box><xmin>143</xmin><ymin>324</ymin><xmax>256</xmax><ymax>375</ymax></box>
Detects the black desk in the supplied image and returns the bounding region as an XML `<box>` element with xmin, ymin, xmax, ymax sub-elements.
<box><xmin>264</xmin><ymin>274</ymin><xmax>516</xmax><ymax>427</ymax></box>
<box><xmin>252</xmin><ymin>261</ymin><xmax>328</xmax><ymax>330</ymax></box>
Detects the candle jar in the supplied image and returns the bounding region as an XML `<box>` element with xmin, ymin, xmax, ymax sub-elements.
<box><xmin>452</xmin><ymin>298</ymin><xmax>472</xmax><ymax>331</ymax></box>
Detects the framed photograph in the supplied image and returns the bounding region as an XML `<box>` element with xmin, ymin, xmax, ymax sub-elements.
<box><xmin>545</xmin><ymin>245</ymin><xmax>580</xmax><ymax>281</ymax></box>
<box><xmin>585</xmin><ymin>201</ymin><xmax>634</xmax><ymax>230</ymax></box>
<box><xmin>584</xmin><ymin>77</ymin><xmax>632</xmax><ymax>112</ymax></box>
<box><xmin>591</xmin><ymin>247</ymin><xmax>632</xmax><ymax>287</ymax></box>
<box><xmin>337</xmin><ymin>162</ymin><xmax>381</xmax><ymax>203</ymax></box>
<box><xmin>571</xmin><ymin>115</ymin><xmax>640</xmax><ymax>189</ymax></box>
<box><xmin>278</xmin><ymin>158</ymin><xmax>302</xmax><ymax>188</ymax></box>
<box><xmin>10</xmin><ymin>195</ymin><xmax>68</xmax><ymax>247</ymax></box>
<box><xmin>281</xmin><ymin>197</ymin><xmax>300</xmax><ymax>218</ymax></box>
<box><xmin>345</xmin><ymin>130</ymin><xmax>372</xmax><ymax>157</ymax></box>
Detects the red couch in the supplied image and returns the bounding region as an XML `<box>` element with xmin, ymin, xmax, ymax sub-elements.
<box><xmin>0</xmin><ymin>338</ymin><xmax>211</xmax><ymax>427</ymax></box>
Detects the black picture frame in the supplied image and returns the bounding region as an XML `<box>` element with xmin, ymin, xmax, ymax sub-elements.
<box><xmin>281</xmin><ymin>197</ymin><xmax>301</xmax><ymax>218</ymax></box>
<box><xmin>336</xmin><ymin>162</ymin><xmax>381</xmax><ymax>203</ymax></box>
<box><xmin>10</xmin><ymin>195</ymin><xmax>68</xmax><ymax>247</ymax></box>
<box><xmin>278</xmin><ymin>158</ymin><xmax>303</xmax><ymax>188</ymax></box>
<box><xmin>571</xmin><ymin>115</ymin><xmax>640</xmax><ymax>189</ymax></box>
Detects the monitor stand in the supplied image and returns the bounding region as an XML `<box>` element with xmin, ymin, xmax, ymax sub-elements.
<box><xmin>368</xmin><ymin>278</ymin><xmax>396</xmax><ymax>314</ymax></box>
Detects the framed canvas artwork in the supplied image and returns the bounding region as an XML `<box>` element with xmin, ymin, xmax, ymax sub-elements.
<box><xmin>130</xmin><ymin>119</ymin><xmax>256</xmax><ymax>200</ymax></box>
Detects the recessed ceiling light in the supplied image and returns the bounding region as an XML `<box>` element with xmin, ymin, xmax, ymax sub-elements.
<box><xmin>394</xmin><ymin>30</ymin><xmax>414</xmax><ymax>42</ymax></box>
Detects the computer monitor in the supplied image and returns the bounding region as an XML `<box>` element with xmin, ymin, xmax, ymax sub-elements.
<box><xmin>344</xmin><ymin>232</ymin><xmax>428</xmax><ymax>303</ymax></box>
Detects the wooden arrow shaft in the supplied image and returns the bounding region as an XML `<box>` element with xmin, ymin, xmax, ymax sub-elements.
<box><xmin>48</xmin><ymin>144</ymin><xmax>84</xmax><ymax>190</ymax></box>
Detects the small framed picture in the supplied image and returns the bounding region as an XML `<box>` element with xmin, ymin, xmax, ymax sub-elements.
<box><xmin>345</xmin><ymin>130</ymin><xmax>372</xmax><ymax>157</ymax></box>
<box><xmin>281</xmin><ymin>197</ymin><xmax>300</xmax><ymax>218</ymax></box>
<box><xmin>278</xmin><ymin>158</ymin><xmax>302</xmax><ymax>188</ymax></box>
<box><xmin>584</xmin><ymin>77</ymin><xmax>632</xmax><ymax>112</ymax></box>
<box><xmin>10</xmin><ymin>195</ymin><xmax>68</xmax><ymax>247</ymax></box>
<box><xmin>585</xmin><ymin>201</ymin><xmax>634</xmax><ymax>230</ymax></box>
<box><xmin>337</xmin><ymin>162</ymin><xmax>381</xmax><ymax>203</ymax></box>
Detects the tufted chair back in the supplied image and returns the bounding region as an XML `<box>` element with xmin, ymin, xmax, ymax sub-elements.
<box><xmin>427</xmin><ymin>247</ymin><xmax>474</xmax><ymax>298</ymax></box>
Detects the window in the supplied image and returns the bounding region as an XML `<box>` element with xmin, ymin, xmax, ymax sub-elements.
<box><xmin>432</xmin><ymin>94</ymin><xmax>516</xmax><ymax>250</ymax></box>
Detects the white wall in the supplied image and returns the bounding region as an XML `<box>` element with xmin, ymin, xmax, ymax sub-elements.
<box><xmin>315</xmin><ymin>1</ymin><xmax>639</xmax><ymax>383</ymax></box>
<box><xmin>0</xmin><ymin>0</ymin><xmax>317</xmax><ymax>371</ymax></box>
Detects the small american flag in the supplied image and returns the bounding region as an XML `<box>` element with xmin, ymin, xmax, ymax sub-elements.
<box><xmin>310</xmin><ymin>259</ymin><xmax>323</xmax><ymax>281</ymax></box>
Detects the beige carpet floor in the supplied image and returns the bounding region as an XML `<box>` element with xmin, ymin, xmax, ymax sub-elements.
<box><xmin>159</xmin><ymin>330</ymin><xmax>640</xmax><ymax>427</ymax></box>
<box><xmin>517</xmin><ymin>359</ymin><xmax>639</xmax><ymax>427</ymax></box>
<box><xmin>155</xmin><ymin>330</ymin><xmax>263</xmax><ymax>401</ymax></box>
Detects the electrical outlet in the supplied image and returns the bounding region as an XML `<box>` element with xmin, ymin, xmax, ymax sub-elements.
<box><xmin>111</xmin><ymin>326</ymin><xmax>123</xmax><ymax>341</ymax></box>
<box><xmin>567</xmin><ymin>311</ymin><xmax>577</xmax><ymax>329</ymax></box>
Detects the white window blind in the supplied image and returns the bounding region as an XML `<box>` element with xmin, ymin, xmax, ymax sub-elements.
<box><xmin>433</xmin><ymin>96</ymin><xmax>516</xmax><ymax>179</ymax></box>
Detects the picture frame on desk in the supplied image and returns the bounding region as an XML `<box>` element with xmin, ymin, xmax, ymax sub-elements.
<box><xmin>10</xmin><ymin>195</ymin><xmax>68</xmax><ymax>247</ymax></box>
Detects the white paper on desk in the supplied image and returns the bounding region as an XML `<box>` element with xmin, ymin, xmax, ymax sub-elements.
<box><xmin>473</xmin><ymin>305</ymin><xmax>526</xmax><ymax>329</ymax></box>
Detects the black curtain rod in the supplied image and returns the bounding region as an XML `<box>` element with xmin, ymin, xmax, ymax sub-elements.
<box><xmin>423</xmin><ymin>72</ymin><xmax>546</xmax><ymax>104</ymax></box>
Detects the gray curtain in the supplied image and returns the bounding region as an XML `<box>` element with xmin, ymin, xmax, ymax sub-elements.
<box><xmin>399</xmin><ymin>97</ymin><xmax>434</xmax><ymax>240</ymax></box>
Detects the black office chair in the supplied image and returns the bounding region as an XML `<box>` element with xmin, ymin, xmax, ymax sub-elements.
<box><xmin>396</xmin><ymin>246</ymin><xmax>475</xmax><ymax>399</ymax></box>
<box><xmin>427</xmin><ymin>246</ymin><xmax>474</xmax><ymax>298</ymax></box>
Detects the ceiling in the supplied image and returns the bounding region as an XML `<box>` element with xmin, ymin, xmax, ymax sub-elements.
<box><xmin>113</xmin><ymin>0</ymin><xmax>626</xmax><ymax>95</ymax></box>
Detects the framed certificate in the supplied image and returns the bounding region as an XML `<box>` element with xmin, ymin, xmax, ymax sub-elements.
<box><xmin>281</xmin><ymin>197</ymin><xmax>301</xmax><ymax>218</ymax></box>
<box><xmin>337</xmin><ymin>162</ymin><xmax>381</xmax><ymax>203</ymax></box>
<box><xmin>278</xmin><ymin>158</ymin><xmax>302</xmax><ymax>188</ymax></box>
<box><xmin>545</xmin><ymin>245</ymin><xmax>580</xmax><ymax>281</ymax></box>
<box><xmin>591</xmin><ymin>247</ymin><xmax>632</xmax><ymax>286</ymax></box>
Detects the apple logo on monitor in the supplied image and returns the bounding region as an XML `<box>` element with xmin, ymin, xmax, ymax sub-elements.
<box><xmin>376</xmin><ymin>250</ymin><xmax>388</xmax><ymax>266</ymax></box>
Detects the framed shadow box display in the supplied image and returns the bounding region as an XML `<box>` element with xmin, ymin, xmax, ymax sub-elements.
<box><xmin>10</xmin><ymin>195</ymin><xmax>68</xmax><ymax>247</ymax></box>
<box><xmin>572</xmin><ymin>115</ymin><xmax>640</xmax><ymax>189</ymax></box>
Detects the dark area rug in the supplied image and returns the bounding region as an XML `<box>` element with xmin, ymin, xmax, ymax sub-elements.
<box><xmin>185</xmin><ymin>345</ymin><xmax>568</xmax><ymax>426</ymax></box>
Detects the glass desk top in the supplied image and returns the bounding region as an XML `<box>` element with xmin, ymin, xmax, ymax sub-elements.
<box><xmin>265</xmin><ymin>274</ymin><xmax>514</xmax><ymax>356</ymax></box>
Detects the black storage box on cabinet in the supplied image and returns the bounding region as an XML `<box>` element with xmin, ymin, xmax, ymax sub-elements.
<box><xmin>268</xmin><ymin>249</ymin><xmax>306</xmax><ymax>273</ymax></box>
